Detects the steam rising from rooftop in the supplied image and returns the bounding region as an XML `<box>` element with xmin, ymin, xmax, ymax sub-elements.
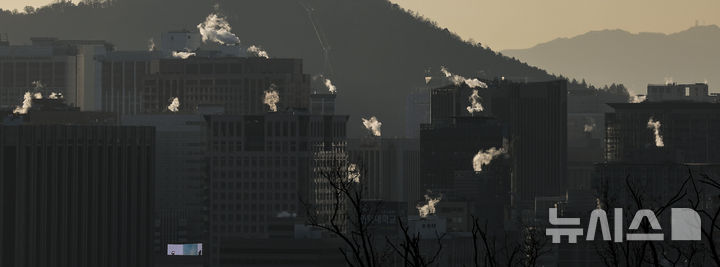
<box><xmin>417</xmin><ymin>193</ymin><xmax>442</xmax><ymax>218</ymax></box>
<box><xmin>630</xmin><ymin>95</ymin><xmax>647</xmax><ymax>103</ymax></box>
<box><xmin>347</xmin><ymin>163</ymin><xmax>360</xmax><ymax>183</ymax></box>
<box><xmin>172</xmin><ymin>51</ymin><xmax>196</xmax><ymax>59</ymax></box>
<box><xmin>440</xmin><ymin>66</ymin><xmax>488</xmax><ymax>89</ymax></box>
<box><xmin>362</xmin><ymin>117</ymin><xmax>382</xmax><ymax>137</ymax></box>
<box><xmin>584</xmin><ymin>117</ymin><xmax>596</xmax><ymax>133</ymax></box>
<box><xmin>466</xmin><ymin>89</ymin><xmax>484</xmax><ymax>114</ymax></box>
<box><xmin>168</xmin><ymin>97</ymin><xmax>180</xmax><ymax>112</ymax></box>
<box><xmin>264</xmin><ymin>84</ymin><xmax>280</xmax><ymax>112</ymax></box>
<box><xmin>14</xmin><ymin>92</ymin><xmax>36</xmax><ymax>115</ymax></box>
<box><xmin>324</xmin><ymin>78</ymin><xmax>337</xmax><ymax>94</ymax></box>
<box><xmin>647</xmin><ymin>117</ymin><xmax>664</xmax><ymax>147</ymax></box>
<box><xmin>148</xmin><ymin>38</ymin><xmax>155</xmax><ymax>52</ymax></box>
<box><xmin>197</xmin><ymin>13</ymin><xmax>241</xmax><ymax>45</ymax></box>
<box><xmin>472</xmin><ymin>147</ymin><xmax>506</xmax><ymax>172</ymax></box>
<box><xmin>247</xmin><ymin>45</ymin><xmax>270</xmax><ymax>59</ymax></box>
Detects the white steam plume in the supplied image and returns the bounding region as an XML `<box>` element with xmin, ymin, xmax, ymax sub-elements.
<box><xmin>172</xmin><ymin>51</ymin><xmax>196</xmax><ymax>59</ymax></box>
<box><xmin>168</xmin><ymin>97</ymin><xmax>180</xmax><ymax>112</ymax></box>
<box><xmin>31</xmin><ymin>80</ymin><xmax>44</xmax><ymax>90</ymax></box>
<box><xmin>630</xmin><ymin>95</ymin><xmax>647</xmax><ymax>103</ymax></box>
<box><xmin>197</xmin><ymin>13</ymin><xmax>241</xmax><ymax>45</ymax></box>
<box><xmin>13</xmin><ymin>92</ymin><xmax>34</xmax><ymax>114</ymax></box>
<box><xmin>264</xmin><ymin>84</ymin><xmax>280</xmax><ymax>112</ymax></box>
<box><xmin>647</xmin><ymin>117</ymin><xmax>664</xmax><ymax>147</ymax></box>
<box><xmin>425</xmin><ymin>76</ymin><xmax>432</xmax><ymax>84</ymax></box>
<box><xmin>148</xmin><ymin>38</ymin><xmax>155</xmax><ymax>52</ymax></box>
<box><xmin>417</xmin><ymin>193</ymin><xmax>442</xmax><ymax>218</ymax></box>
<box><xmin>347</xmin><ymin>163</ymin><xmax>360</xmax><ymax>183</ymax></box>
<box><xmin>441</xmin><ymin>66</ymin><xmax>488</xmax><ymax>89</ymax></box>
<box><xmin>362</xmin><ymin>116</ymin><xmax>382</xmax><ymax>137</ymax></box>
<box><xmin>584</xmin><ymin>117</ymin><xmax>596</xmax><ymax>133</ymax></box>
<box><xmin>466</xmin><ymin>89</ymin><xmax>484</xmax><ymax>114</ymax></box>
<box><xmin>664</xmin><ymin>77</ymin><xmax>674</xmax><ymax>85</ymax></box>
<box><xmin>472</xmin><ymin>147</ymin><xmax>506</xmax><ymax>172</ymax></box>
<box><xmin>324</xmin><ymin>78</ymin><xmax>337</xmax><ymax>94</ymax></box>
<box><xmin>49</xmin><ymin>92</ymin><xmax>62</xmax><ymax>99</ymax></box>
<box><xmin>247</xmin><ymin>45</ymin><xmax>270</xmax><ymax>59</ymax></box>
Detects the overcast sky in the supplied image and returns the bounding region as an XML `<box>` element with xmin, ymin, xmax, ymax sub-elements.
<box><xmin>3</xmin><ymin>0</ymin><xmax>718</xmax><ymax>50</ymax></box>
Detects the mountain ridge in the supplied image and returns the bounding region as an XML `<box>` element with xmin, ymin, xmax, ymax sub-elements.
<box><xmin>503</xmin><ymin>25</ymin><xmax>720</xmax><ymax>94</ymax></box>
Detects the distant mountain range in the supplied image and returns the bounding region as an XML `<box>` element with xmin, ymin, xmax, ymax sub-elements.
<box><xmin>0</xmin><ymin>0</ymin><xmax>597</xmax><ymax>137</ymax></box>
<box><xmin>503</xmin><ymin>25</ymin><xmax>720</xmax><ymax>95</ymax></box>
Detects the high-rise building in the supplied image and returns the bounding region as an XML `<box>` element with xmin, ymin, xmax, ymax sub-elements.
<box><xmin>426</xmin><ymin>80</ymin><xmax>568</xmax><ymax>208</ymax></box>
<box><xmin>0</xmin><ymin>124</ymin><xmax>155</xmax><ymax>267</ymax></box>
<box><xmin>0</xmin><ymin>37</ymin><xmax>112</xmax><ymax>111</ymax></box>
<box><xmin>122</xmin><ymin>114</ymin><xmax>209</xmax><ymax>266</ymax></box>
<box><xmin>205</xmin><ymin>111</ymin><xmax>348</xmax><ymax>265</ymax></box>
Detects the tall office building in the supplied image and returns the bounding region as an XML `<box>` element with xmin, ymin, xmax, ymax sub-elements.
<box><xmin>0</xmin><ymin>124</ymin><xmax>155</xmax><ymax>267</ymax></box>
<box><xmin>122</xmin><ymin>114</ymin><xmax>208</xmax><ymax>266</ymax></box>
<box><xmin>0</xmin><ymin>37</ymin><xmax>112</xmax><ymax>111</ymax></box>
<box><xmin>205</xmin><ymin>111</ymin><xmax>348</xmax><ymax>265</ymax></box>
<box><xmin>427</xmin><ymin>80</ymin><xmax>568</xmax><ymax>208</ymax></box>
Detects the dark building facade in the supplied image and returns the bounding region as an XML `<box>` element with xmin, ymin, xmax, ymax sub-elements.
<box><xmin>205</xmin><ymin>111</ymin><xmax>348</xmax><ymax>266</ymax></box>
<box><xmin>0</xmin><ymin>125</ymin><xmax>155</xmax><ymax>267</ymax></box>
<box><xmin>122</xmin><ymin>114</ymin><xmax>209</xmax><ymax>266</ymax></box>
<box><xmin>347</xmin><ymin>137</ymin><xmax>421</xmax><ymax>212</ymax></box>
<box><xmin>605</xmin><ymin>102</ymin><xmax>720</xmax><ymax>163</ymax></box>
<box><xmin>426</xmin><ymin>80</ymin><xmax>568</xmax><ymax>208</ymax></box>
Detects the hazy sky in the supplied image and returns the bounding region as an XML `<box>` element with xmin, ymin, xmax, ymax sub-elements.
<box><xmin>2</xmin><ymin>0</ymin><xmax>719</xmax><ymax>50</ymax></box>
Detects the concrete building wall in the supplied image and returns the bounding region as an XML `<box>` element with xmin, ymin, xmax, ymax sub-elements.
<box><xmin>0</xmin><ymin>125</ymin><xmax>155</xmax><ymax>267</ymax></box>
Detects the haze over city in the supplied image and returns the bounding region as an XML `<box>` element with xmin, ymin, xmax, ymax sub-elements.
<box><xmin>0</xmin><ymin>0</ymin><xmax>718</xmax><ymax>266</ymax></box>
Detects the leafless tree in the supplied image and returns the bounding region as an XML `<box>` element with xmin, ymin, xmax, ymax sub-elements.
<box><xmin>386</xmin><ymin>217</ymin><xmax>446</xmax><ymax>267</ymax></box>
<box><xmin>686</xmin><ymin>171</ymin><xmax>720</xmax><ymax>266</ymax></box>
<box><xmin>303</xmin><ymin>162</ymin><xmax>386</xmax><ymax>267</ymax></box>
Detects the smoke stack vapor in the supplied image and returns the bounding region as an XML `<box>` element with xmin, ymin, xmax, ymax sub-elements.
<box><xmin>247</xmin><ymin>45</ymin><xmax>270</xmax><ymax>59</ymax></box>
<box><xmin>347</xmin><ymin>163</ymin><xmax>360</xmax><ymax>183</ymax></box>
<box><xmin>264</xmin><ymin>84</ymin><xmax>280</xmax><ymax>112</ymax></box>
<box><xmin>630</xmin><ymin>95</ymin><xmax>647</xmax><ymax>103</ymax></box>
<box><xmin>416</xmin><ymin>193</ymin><xmax>442</xmax><ymax>218</ymax></box>
<box><xmin>472</xmin><ymin>147</ymin><xmax>506</xmax><ymax>172</ymax></box>
<box><xmin>362</xmin><ymin>116</ymin><xmax>382</xmax><ymax>137</ymax></box>
<box><xmin>324</xmin><ymin>78</ymin><xmax>337</xmax><ymax>94</ymax></box>
<box><xmin>584</xmin><ymin>117</ymin><xmax>596</xmax><ymax>133</ymax></box>
<box><xmin>172</xmin><ymin>51</ymin><xmax>196</xmax><ymax>59</ymax></box>
<box><xmin>440</xmin><ymin>66</ymin><xmax>488</xmax><ymax>89</ymax></box>
<box><xmin>647</xmin><ymin>117</ymin><xmax>664</xmax><ymax>147</ymax></box>
<box><xmin>49</xmin><ymin>92</ymin><xmax>62</xmax><ymax>99</ymax></box>
<box><xmin>664</xmin><ymin>77</ymin><xmax>674</xmax><ymax>85</ymax></box>
<box><xmin>197</xmin><ymin>13</ymin><xmax>241</xmax><ymax>45</ymax></box>
<box><xmin>148</xmin><ymin>38</ymin><xmax>155</xmax><ymax>52</ymax></box>
<box><xmin>168</xmin><ymin>97</ymin><xmax>180</xmax><ymax>112</ymax></box>
<box><xmin>466</xmin><ymin>89</ymin><xmax>484</xmax><ymax>114</ymax></box>
<box><xmin>425</xmin><ymin>76</ymin><xmax>432</xmax><ymax>84</ymax></box>
<box><xmin>13</xmin><ymin>92</ymin><xmax>34</xmax><ymax>114</ymax></box>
